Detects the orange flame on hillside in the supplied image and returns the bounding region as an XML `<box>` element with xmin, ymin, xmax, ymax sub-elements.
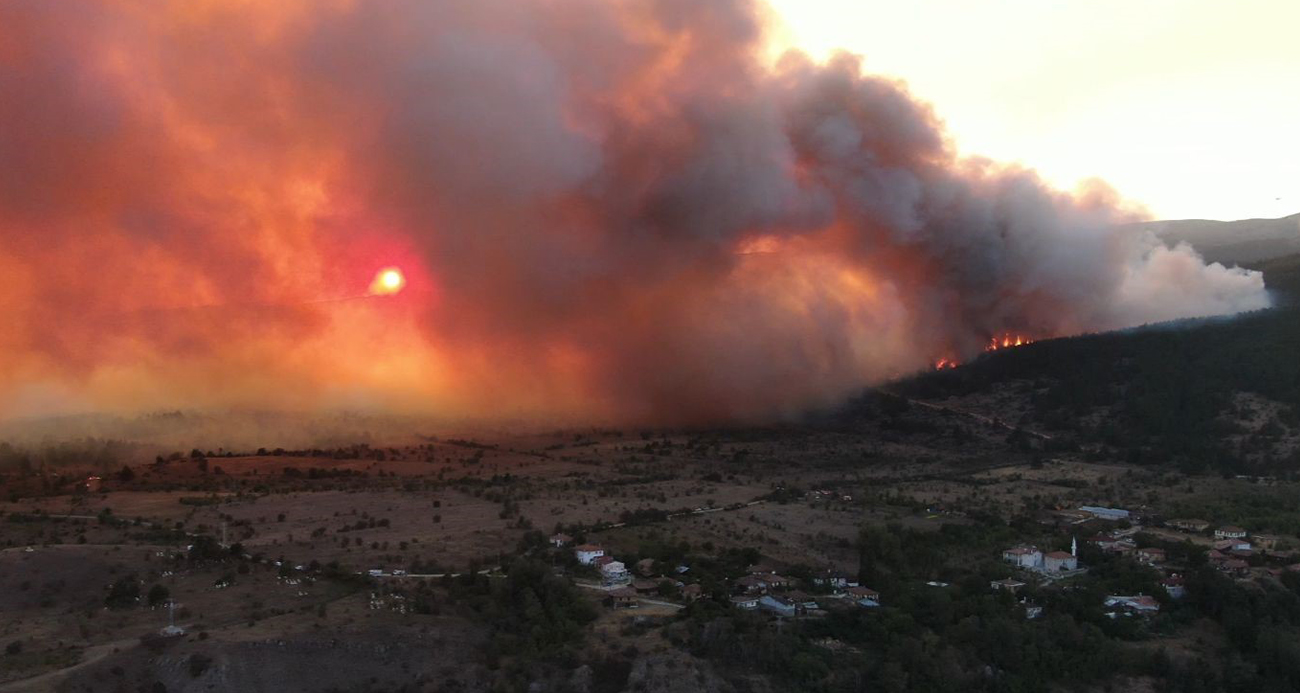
<box><xmin>986</xmin><ymin>334</ymin><xmax>1034</xmax><ymax>352</ymax></box>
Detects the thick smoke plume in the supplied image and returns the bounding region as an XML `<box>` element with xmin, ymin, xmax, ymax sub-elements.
<box><xmin>0</xmin><ymin>0</ymin><xmax>1269</xmax><ymax>425</ymax></box>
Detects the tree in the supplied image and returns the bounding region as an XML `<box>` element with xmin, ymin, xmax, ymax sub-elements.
<box><xmin>148</xmin><ymin>584</ymin><xmax>170</xmax><ymax>607</ymax></box>
<box><xmin>105</xmin><ymin>575</ymin><xmax>140</xmax><ymax>608</ymax></box>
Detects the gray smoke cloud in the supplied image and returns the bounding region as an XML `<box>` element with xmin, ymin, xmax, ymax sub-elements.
<box><xmin>0</xmin><ymin>0</ymin><xmax>1271</xmax><ymax>425</ymax></box>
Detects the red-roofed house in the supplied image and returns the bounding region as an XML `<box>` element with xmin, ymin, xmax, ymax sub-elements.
<box><xmin>1043</xmin><ymin>551</ymin><xmax>1078</xmax><ymax>573</ymax></box>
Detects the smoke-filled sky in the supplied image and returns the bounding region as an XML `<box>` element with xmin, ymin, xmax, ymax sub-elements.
<box><xmin>768</xmin><ymin>0</ymin><xmax>1300</xmax><ymax>222</ymax></box>
<box><xmin>0</xmin><ymin>0</ymin><xmax>1272</xmax><ymax>425</ymax></box>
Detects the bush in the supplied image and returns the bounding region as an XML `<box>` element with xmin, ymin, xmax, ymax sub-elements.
<box><xmin>147</xmin><ymin>584</ymin><xmax>170</xmax><ymax>607</ymax></box>
<box><xmin>187</xmin><ymin>653</ymin><xmax>212</xmax><ymax>678</ymax></box>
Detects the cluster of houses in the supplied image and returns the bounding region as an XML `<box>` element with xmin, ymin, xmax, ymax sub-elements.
<box><xmin>553</xmin><ymin>533</ymin><xmax>872</xmax><ymax>617</ymax></box>
<box><xmin>550</xmin><ymin>507</ymin><xmax>1295</xmax><ymax>623</ymax></box>
<box><xmin>726</xmin><ymin>566</ymin><xmax>879</xmax><ymax>617</ymax></box>
<box><xmin>1001</xmin><ymin>540</ymin><xmax>1082</xmax><ymax>576</ymax></box>
<box><xmin>1007</xmin><ymin>505</ymin><xmax>1173</xmax><ymax>618</ymax></box>
<box><xmin>1025</xmin><ymin>509</ymin><xmax>1300</xmax><ymax>616</ymax></box>
<box><xmin>1163</xmin><ymin>520</ymin><xmax>1299</xmax><ymax>581</ymax></box>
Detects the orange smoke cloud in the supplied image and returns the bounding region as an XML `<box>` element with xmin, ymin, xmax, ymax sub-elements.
<box><xmin>0</xmin><ymin>0</ymin><xmax>1269</xmax><ymax>425</ymax></box>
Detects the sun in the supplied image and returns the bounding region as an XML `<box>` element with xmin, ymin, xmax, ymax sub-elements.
<box><xmin>369</xmin><ymin>267</ymin><xmax>406</xmax><ymax>295</ymax></box>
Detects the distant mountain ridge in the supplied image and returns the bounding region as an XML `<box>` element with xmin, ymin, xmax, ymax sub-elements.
<box><xmin>1134</xmin><ymin>212</ymin><xmax>1300</xmax><ymax>265</ymax></box>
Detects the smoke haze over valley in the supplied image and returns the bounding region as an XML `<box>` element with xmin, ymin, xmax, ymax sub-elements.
<box><xmin>0</xmin><ymin>0</ymin><xmax>1273</xmax><ymax>426</ymax></box>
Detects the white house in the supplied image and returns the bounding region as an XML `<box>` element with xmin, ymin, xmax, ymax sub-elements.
<box><xmin>575</xmin><ymin>544</ymin><xmax>605</xmax><ymax>565</ymax></box>
<box><xmin>1160</xmin><ymin>576</ymin><xmax>1186</xmax><ymax>600</ymax></box>
<box><xmin>550</xmin><ymin>533</ymin><xmax>573</xmax><ymax>548</ymax></box>
<box><xmin>991</xmin><ymin>578</ymin><xmax>1025</xmax><ymax>593</ymax></box>
<box><xmin>730</xmin><ymin>595</ymin><xmax>759</xmax><ymax>610</ymax></box>
<box><xmin>1215</xmin><ymin>526</ymin><xmax>1248</xmax><ymax>540</ymax></box>
<box><xmin>1003</xmin><ymin>546</ymin><xmax>1043</xmax><ymax>568</ymax></box>
<box><xmin>600</xmin><ymin>560</ymin><xmax>630</xmax><ymax>585</ymax></box>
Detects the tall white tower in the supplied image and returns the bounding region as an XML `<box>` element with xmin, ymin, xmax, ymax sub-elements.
<box><xmin>1071</xmin><ymin>536</ymin><xmax>1078</xmax><ymax>557</ymax></box>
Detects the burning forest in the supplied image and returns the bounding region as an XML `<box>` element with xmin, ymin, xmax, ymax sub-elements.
<box><xmin>0</xmin><ymin>0</ymin><xmax>1271</xmax><ymax>425</ymax></box>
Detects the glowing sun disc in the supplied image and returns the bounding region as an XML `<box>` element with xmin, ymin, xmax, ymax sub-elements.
<box><xmin>369</xmin><ymin>267</ymin><xmax>406</xmax><ymax>295</ymax></box>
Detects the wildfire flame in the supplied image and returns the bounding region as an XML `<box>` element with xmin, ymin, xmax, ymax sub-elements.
<box><xmin>935</xmin><ymin>333</ymin><xmax>1035</xmax><ymax>369</ymax></box>
<box><xmin>986</xmin><ymin>334</ymin><xmax>1034</xmax><ymax>352</ymax></box>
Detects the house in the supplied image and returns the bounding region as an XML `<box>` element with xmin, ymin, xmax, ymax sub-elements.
<box><xmin>81</xmin><ymin>476</ymin><xmax>103</xmax><ymax>493</ymax></box>
<box><xmin>575</xmin><ymin>544</ymin><xmax>606</xmax><ymax>565</ymax></box>
<box><xmin>635</xmin><ymin>558</ymin><xmax>656</xmax><ymax>576</ymax></box>
<box><xmin>1215</xmin><ymin>526</ymin><xmax>1248</xmax><ymax>540</ymax></box>
<box><xmin>1161</xmin><ymin>575</ymin><xmax>1186</xmax><ymax>599</ymax></box>
<box><xmin>1221</xmin><ymin>558</ymin><xmax>1250</xmax><ymax>576</ymax></box>
<box><xmin>787</xmin><ymin>590</ymin><xmax>820</xmax><ymax>611</ymax></box>
<box><xmin>991</xmin><ymin>578</ymin><xmax>1025</xmax><ymax>594</ymax></box>
<box><xmin>1079</xmin><ymin>506</ymin><xmax>1130</xmax><ymax>521</ymax></box>
<box><xmin>1043</xmin><ymin>551</ymin><xmax>1078</xmax><ymax>573</ymax></box>
<box><xmin>758</xmin><ymin>595</ymin><xmax>797</xmax><ymax>617</ymax></box>
<box><xmin>1104</xmin><ymin>595</ymin><xmax>1160</xmax><ymax>614</ymax></box>
<box><xmin>1088</xmin><ymin>535</ymin><xmax>1137</xmax><ymax>555</ymax></box>
<box><xmin>549</xmin><ymin>533</ymin><xmax>573</xmax><ymax>548</ymax></box>
<box><xmin>631</xmin><ymin>579</ymin><xmax>659</xmax><ymax>594</ymax></box>
<box><xmin>1136</xmin><ymin>547</ymin><xmax>1166</xmax><ymax>565</ymax></box>
<box><xmin>730</xmin><ymin>595</ymin><xmax>759</xmax><ymax>610</ymax></box>
<box><xmin>1168</xmin><ymin>519</ymin><xmax>1210</xmax><ymax>533</ymax></box>
<box><xmin>608</xmin><ymin>587</ymin><xmax>638</xmax><ymax>608</ymax></box>
<box><xmin>680</xmin><ymin>584</ymin><xmax>703</xmax><ymax>601</ymax></box>
<box><xmin>600</xmin><ymin>560</ymin><xmax>631</xmax><ymax>585</ymax></box>
<box><xmin>846</xmin><ymin>586</ymin><xmax>880</xmax><ymax>607</ymax></box>
<box><xmin>812</xmin><ymin>574</ymin><xmax>856</xmax><ymax>590</ymax></box>
<box><xmin>1253</xmin><ymin>535</ymin><xmax>1281</xmax><ymax>551</ymax></box>
<box><xmin>736</xmin><ymin>575</ymin><xmax>768</xmax><ymax>594</ymax></box>
<box><xmin>1214</xmin><ymin>538</ymin><xmax>1251</xmax><ymax>552</ymax></box>
<box><xmin>1021</xmin><ymin>601</ymin><xmax>1043</xmax><ymax>619</ymax></box>
<box><xmin>1003</xmin><ymin>546</ymin><xmax>1043</xmax><ymax>569</ymax></box>
<box><xmin>762</xmin><ymin>574</ymin><xmax>793</xmax><ymax>590</ymax></box>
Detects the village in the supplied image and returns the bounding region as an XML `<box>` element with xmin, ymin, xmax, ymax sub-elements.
<box><xmin>4</xmin><ymin>411</ymin><xmax>1300</xmax><ymax>691</ymax></box>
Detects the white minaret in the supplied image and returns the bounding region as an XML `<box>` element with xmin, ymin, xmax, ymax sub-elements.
<box><xmin>1071</xmin><ymin>536</ymin><xmax>1078</xmax><ymax>557</ymax></box>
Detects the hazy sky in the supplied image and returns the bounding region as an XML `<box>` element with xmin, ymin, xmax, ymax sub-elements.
<box><xmin>766</xmin><ymin>0</ymin><xmax>1300</xmax><ymax>221</ymax></box>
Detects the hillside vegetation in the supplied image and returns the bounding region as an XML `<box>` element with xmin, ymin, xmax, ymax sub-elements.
<box><xmin>895</xmin><ymin>254</ymin><xmax>1300</xmax><ymax>475</ymax></box>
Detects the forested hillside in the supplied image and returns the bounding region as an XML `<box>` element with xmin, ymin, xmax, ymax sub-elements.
<box><xmin>895</xmin><ymin>255</ymin><xmax>1300</xmax><ymax>475</ymax></box>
